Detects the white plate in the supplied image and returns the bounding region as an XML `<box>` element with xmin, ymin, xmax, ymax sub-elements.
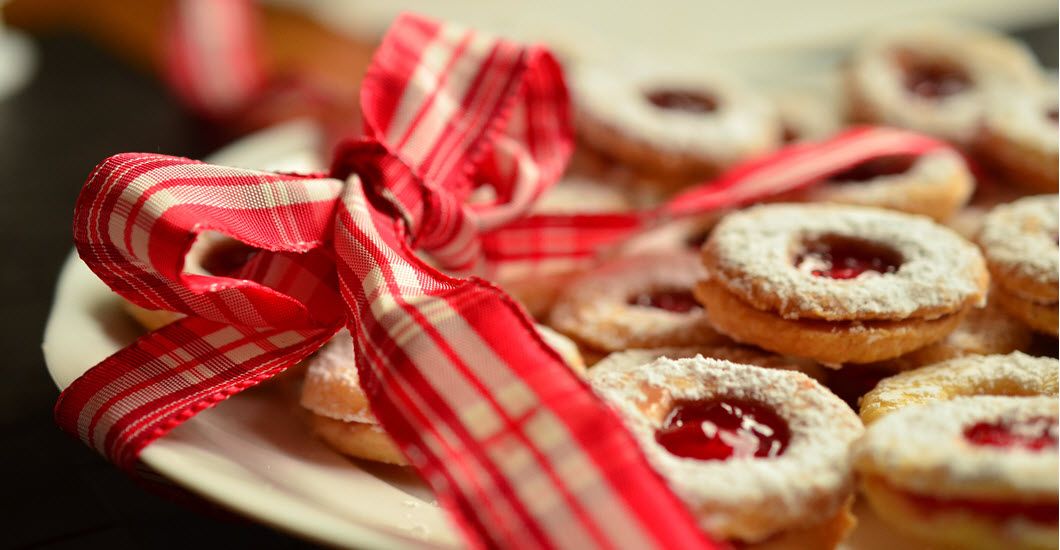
<box><xmin>43</xmin><ymin>120</ymin><xmax>925</xmax><ymax>550</ymax></box>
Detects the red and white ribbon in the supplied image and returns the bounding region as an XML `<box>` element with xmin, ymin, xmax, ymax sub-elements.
<box><xmin>480</xmin><ymin>125</ymin><xmax>947</xmax><ymax>265</ymax></box>
<box><xmin>59</xmin><ymin>14</ymin><xmax>715</xmax><ymax>549</ymax></box>
<box><xmin>58</xmin><ymin>10</ymin><xmax>955</xmax><ymax>550</ymax></box>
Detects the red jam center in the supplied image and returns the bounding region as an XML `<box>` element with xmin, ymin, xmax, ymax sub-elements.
<box><xmin>964</xmin><ymin>416</ymin><xmax>1059</xmax><ymax>451</ymax></box>
<box><xmin>796</xmin><ymin>237</ymin><xmax>902</xmax><ymax>280</ymax></box>
<box><xmin>200</xmin><ymin>240</ymin><xmax>260</xmax><ymax>277</ymax></box>
<box><xmin>827</xmin><ymin>154</ymin><xmax>918</xmax><ymax>183</ymax></box>
<box><xmin>902</xmin><ymin>61</ymin><xmax>972</xmax><ymax>99</ymax></box>
<box><xmin>655</xmin><ymin>399</ymin><xmax>790</xmax><ymax>460</ymax></box>
<box><xmin>629</xmin><ymin>290</ymin><xmax>702</xmax><ymax>313</ymax></box>
<box><xmin>646</xmin><ymin>90</ymin><xmax>718</xmax><ymax>114</ymax></box>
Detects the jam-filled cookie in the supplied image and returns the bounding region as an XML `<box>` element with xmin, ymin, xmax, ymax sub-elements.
<box><xmin>783</xmin><ymin>149</ymin><xmax>974</xmax><ymax>221</ymax></box>
<box><xmin>302</xmin><ymin>327</ymin><xmax>585</xmax><ymax>465</ymax></box>
<box><xmin>859</xmin><ymin>352</ymin><xmax>1058</xmax><ymax>425</ymax></box>
<box><xmin>975</xmin><ymin>85</ymin><xmax>1059</xmax><ymax>193</ymax></box>
<box><xmin>591</xmin><ymin>356</ymin><xmax>862</xmax><ymax>547</ymax></box>
<box><xmin>854</xmin><ymin>395</ymin><xmax>1058</xmax><ymax>549</ymax></box>
<box><xmin>570</xmin><ymin>63</ymin><xmax>781</xmax><ymax>183</ymax></box>
<box><xmin>549</xmin><ymin>251</ymin><xmax>728</xmax><ymax>354</ymax></box>
<box><xmin>977</xmin><ymin>195</ymin><xmax>1059</xmax><ymax>336</ymax></box>
<box><xmin>845</xmin><ymin>22</ymin><xmax>1042</xmax><ymax>144</ymax></box>
<box><xmin>696</xmin><ymin>204</ymin><xmax>989</xmax><ymax>365</ymax></box>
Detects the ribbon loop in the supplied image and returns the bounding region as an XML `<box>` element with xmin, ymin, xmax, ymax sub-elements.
<box><xmin>74</xmin><ymin>153</ymin><xmax>345</xmax><ymax>328</ymax></box>
<box><xmin>356</xmin><ymin>14</ymin><xmax>573</xmax><ymax>270</ymax></box>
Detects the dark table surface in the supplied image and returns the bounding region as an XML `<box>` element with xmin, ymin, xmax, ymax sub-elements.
<box><xmin>2</xmin><ymin>23</ymin><xmax>1056</xmax><ymax>550</ymax></box>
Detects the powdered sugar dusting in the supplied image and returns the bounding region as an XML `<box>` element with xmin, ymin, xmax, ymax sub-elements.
<box><xmin>978</xmin><ymin>194</ymin><xmax>1059</xmax><ymax>298</ymax></box>
<box><xmin>570</xmin><ymin>62</ymin><xmax>779</xmax><ymax>166</ymax></box>
<box><xmin>300</xmin><ymin>329</ymin><xmax>377</xmax><ymax>423</ymax></box>
<box><xmin>860</xmin><ymin>352</ymin><xmax>1059</xmax><ymax>424</ymax></box>
<box><xmin>847</xmin><ymin>22</ymin><xmax>1041</xmax><ymax>144</ymax></box>
<box><xmin>550</xmin><ymin>252</ymin><xmax>727</xmax><ymax>351</ymax></box>
<box><xmin>800</xmin><ymin>149</ymin><xmax>972</xmax><ymax>211</ymax></box>
<box><xmin>982</xmin><ymin>84</ymin><xmax>1059</xmax><ymax>156</ymax></box>
<box><xmin>590</xmin><ymin>356</ymin><xmax>863</xmax><ymax>542</ymax></box>
<box><xmin>855</xmin><ymin>395</ymin><xmax>1058</xmax><ymax>498</ymax></box>
<box><xmin>705</xmin><ymin>203</ymin><xmax>987</xmax><ymax>321</ymax></box>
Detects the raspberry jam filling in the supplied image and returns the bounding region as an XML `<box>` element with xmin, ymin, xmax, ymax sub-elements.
<box><xmin>827</xmin><ymin>154</ymin><xmax>917</xmax><ymax>183</ymax></box>
<box><xmin>900</xmin><ymin>57</ymin><xmax>972</xmax><ymax>99</ymax></box>
<box><xmin>964</xmin><ymin>416</ymin><xmax>1059</xmax><ymax>451</ymax></box>
<box><xmin>796</xmin><ymin>236</ymin><xmax>902</xmax><ymax>280</ymax></box>
<box><xmin>200</xmin><ymin>240</ymin><xmax>261</xmax><ymax>277</ymax></box>
<box><xmin>629</xmin><ymin>290</ymin><xmax>702</xmax><ymax>313</ymax></box>
<box><xmin>646</xmin><ymin>90</ymin><xmax>718</xmax><ymax>114</ymax></box>
<box><xmin>655</xmin><ymin>399</ymin><xmax>790</xmax><ymax>460</ymax></box>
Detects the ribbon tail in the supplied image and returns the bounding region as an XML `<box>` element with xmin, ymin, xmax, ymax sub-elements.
<box><xmin>330</xmin><ymin>177</ymin><xmax>713</xmax><ymax>549</ymax></box>
<box><xmin>55</xmin><ymin>316</ymin><xmax>338</xmax><ymax>471</ymax></box>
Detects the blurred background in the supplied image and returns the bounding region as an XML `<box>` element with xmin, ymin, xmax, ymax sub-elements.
<box><xmin>2</xmin><ymin>0</ymin><xmax>1056</xmax><ymax>547</ymax></box>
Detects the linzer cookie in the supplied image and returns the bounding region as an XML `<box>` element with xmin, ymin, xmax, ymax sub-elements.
<box><xmin>977</xmin><ymin>195</ymin><xmax>1059</xmax><ymax>336</ymax></box>
<box><xmin>570</xmin><ymin>63</ymin><xmax>781</xmax><ymax>183</ymax></box>
<box><xmin>591</xmin><ymin>356</ymin><xmax>863</xmax><ymax>548</ymax></box>
<box><xmin>845</xmin><ymin>22</ymin><xmax>1042</xmax><ymax>144</ymax></box>
<box><xmin>974</xmin><ymin>85</ymin><xmax>1059</xmax><ymax>193</ymax></box>
<box><xmin>549</xmin><ymin>251</ymin><xmax>728</xmax><ymax>353</ymax></box>
<box><xmin>854</xmin><ymin>395</ymin><xmax>1058</xmax><ymax>549</ymax></box>
<box><xmin>858</xmin><ymin>352</ymin><xmax>1059</xmax><ymax>424</ymax></box>
<box><xmin>782</xmin><ymin>149</ymin><xmax>974</xmax><ymax>221</ymax></box>
<box><xmin>695</xmin><ymin>204</ymin><xmax>989</xmax><ymax>365</ymax></box>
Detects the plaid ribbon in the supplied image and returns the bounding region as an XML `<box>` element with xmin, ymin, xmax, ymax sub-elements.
<box><xmin>481</xmin><ymin>126</ymin><xmax>948</xmax><ymax>264</ymax></box>
<box><xmin>59</xmin><ymin>14</ymin><xmax>716</xmax><ymax>549</ymax></box>
<box><xmin>57</xmin><ymin>9</ymin><xmax>954</xmax><ymax>549</ymax></box>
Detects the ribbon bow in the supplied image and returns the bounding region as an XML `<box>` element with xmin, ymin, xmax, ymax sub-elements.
<box><xmin>58</xmin><ymin>14</ymin><xmax>713</xmax><ymax>549</ymax></box>
<box><xmin>57</xmin><ymin>12</ymin><xmax>953</xmax><ymax>550</ymax></box>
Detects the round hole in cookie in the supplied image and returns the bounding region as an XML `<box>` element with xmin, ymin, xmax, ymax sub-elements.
<box><xmin>895</xmin><ymin>52</ymin><xmax>972</xmax><ymax>100</ymax></box>
<box><xmin>628</xmin><ymin>289</ymin><xmax>702</xmax><ymax>313</ymax></box>
<box><xmin>964</xmin><ymin>416</ymin><xmax>1058</xmax><ymax>451</ymax></box>
<box><xmin>645</xmin><ymin>89</ymin><xmax>719</xmax><ymax>114</ymax></box>
<box><xmin>1047</xmin><ymin>108</ymin><xmax>1058</xmax><ymax>124</ymax></box>
<box><xmin>826</xmin><ymin>154</ymin><xmax>918</xmax><ymax>183</ymax></box>
<box><xmin>794</xmin><ymin>234</ymin><xmax>903</xmax><ymax>280</ymax></box>
<box><xmin>655</xmin><ymin>398</ymin><xmax>790</xmax><ymax>460</ymax></box>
